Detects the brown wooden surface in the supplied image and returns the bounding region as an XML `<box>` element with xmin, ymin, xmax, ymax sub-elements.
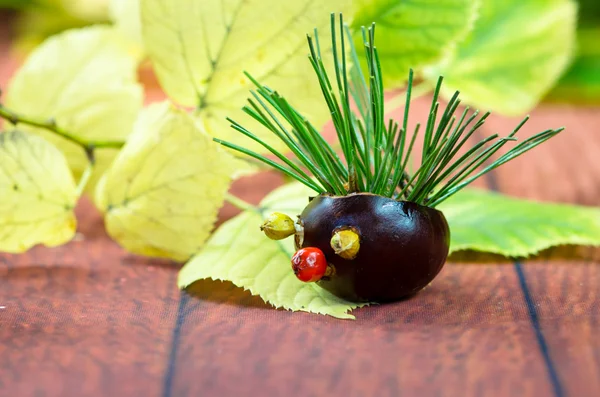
<box><xmin>2</xmin><ymin>14</ymin><xmax>600</xmax><ymax>397</ymax></box>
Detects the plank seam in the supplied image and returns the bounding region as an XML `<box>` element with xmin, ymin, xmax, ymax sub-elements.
<box><xmin>485</xmin><ymin>170</ymin><xmax>564</xmax><ymax>397</ymax></box>
<box><xmin>514</xmin><ymin>261</ymin><xmax>565</xmax><ymax>397</ymax></box>
<box><xmin>162</xmin><ymin>293</ymin><xmax>189</xmax><ymax>397</ymax></box>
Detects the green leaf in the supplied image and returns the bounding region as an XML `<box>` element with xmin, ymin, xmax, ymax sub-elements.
<box><xmin>0</xmin><ymin>130</ymin><xmax>78</xmax><ymax>253</ymax></box>
<box><xmin>546</xmin><ymin>28</ymin><xmax>600</xmax><ymax>104</ymax></box>
<box><xmin>426</xmin><ymin>0</ymin><xmax>577</xmax><ymax>115</ymax></box>
<box><xmin>141</xmin><ymin>0</ymin><xmax>351</xmax><ymax>153</ymax></box>
<box><xmin>5</xmin><ymin>26</ymin><xmax>143</xmax><ymax>192</ymax></box>
<box><xmin>95</xmin><ymin>102</ymin><xmax>235</xmax><ymax>262</ymax></box>
<box><xmin>0</xmin><ymin>0</ymin><xmax>37</xmax><ymax>9</ymax></box>
<box><xmin>440</xmin><ymin>189</ymin><xmax>600</xmax><ymax>257</ymax></box>
<box><xmin>178</xmin><ymin>182</ymin><xmax>364</xmax><ymax>319</ymax></box>
<box><xmin>352</xmin><ymin>0</ymin><xmax>479</xmax><ymax>86</ymax></box>
<box><xmin>180</xmin><ymin>183</ymin><xmax>600</xmax><ymax>318</ymax></box>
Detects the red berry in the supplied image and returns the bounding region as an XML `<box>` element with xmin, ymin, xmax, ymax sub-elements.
<box><xmin>291</xmin><ymin>247</ymin><xmax>327</xmax><ymax>282</ymax></box>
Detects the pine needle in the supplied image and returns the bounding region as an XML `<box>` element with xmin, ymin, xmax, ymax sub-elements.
<box><xmin>216</xmin><ymin>13</ymin><xmax>564</xmax><ymax>207</ymax></box>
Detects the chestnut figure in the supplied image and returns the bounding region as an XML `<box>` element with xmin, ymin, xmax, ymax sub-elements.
<box><xmin>218</xmin><ymin>15</ymin><xmax>563</xmax><ymax>309</ymax></box>
<box><xmin>295</xmin><ymin>193</ymin><xmax>450</xmax><ymax>303</ymax></box>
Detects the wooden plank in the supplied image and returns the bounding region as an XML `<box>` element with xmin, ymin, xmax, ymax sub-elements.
<box><xmin>485</xmin><ymin>106</ymin><xmax>600</xmax><ymax>205</ymax></box>
<box><xmin>489</xmin><ymin>104</ymin><xmax>600</xmax><ymax>397</ymax></box>
<box><xmin>166</xmin><ymin>265</ymin><xmax>554</xmax><ymax>397</ymax></box>
<box><xmin>519</xmin><ymin>262</ymin><xmax>600</xmax><ymax>397</ymax></box>
<box><xmin>0</xmin><ymin>171</ymin><xmax>284</xmax><ymax>397</ymax></box>
<box><xmin>0</xmin><ymin>201</ymin><xmax>180</xmax><ymax>397</ymax></box>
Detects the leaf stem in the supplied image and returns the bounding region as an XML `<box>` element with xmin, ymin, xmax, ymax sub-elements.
<box><xmin>0</xmin><ymin>103</ymin><xmax>125</xmax><ymax>151</ymax></box>
<box><xmin>225</xmin><ymin>192</ymin><xmax>258</xmax><ymax>212</ymax></box>
<box><xmin>75</xmin><ymin>161</ymin><xmax>95</xmax><ymax>197</ymax></box>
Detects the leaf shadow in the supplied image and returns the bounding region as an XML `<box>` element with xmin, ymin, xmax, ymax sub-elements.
<box><xmin>122</xmin><ymin>254</ymin><xmax>182</xmax><ymax>271</ymax></box>
<box><xmin>1</xmin><ymin>263</ymin><xmax>95</xmax><ymax>278</ymax></box>
<box><xmin>449</xmin><ymin>244</ymin><xmax>600</xmax><ymax>264</ymax></box>
<box><xmin>184</xmin><ymin>279</ymin><xmax>274</xmax><ymax>310</ymax></box>
<box><xmin>172</xmin><ymin>244</ymin><xmax>600</xmax><ymax>316</ymax></box>
<box><xmin>0</xmin><ymin>263</ymin><xmax>112</xmax><ymax>294</ymax></box>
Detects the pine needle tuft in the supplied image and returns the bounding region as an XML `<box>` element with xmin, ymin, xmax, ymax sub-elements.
<box><xmin>217</xmin><ymin>13</ymin><xmax>563</xmax><ymax>207</ymax></box>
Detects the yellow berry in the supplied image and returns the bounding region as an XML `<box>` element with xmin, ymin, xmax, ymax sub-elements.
<box><xmin>330</xmin><ymin>228</ymin><xmax>360</xmax><ymax>260</ymax></box>
<box><xmin>260</xmin><ymin>212</ymin><xmax>295</xmax><ymax>240</ymax></box>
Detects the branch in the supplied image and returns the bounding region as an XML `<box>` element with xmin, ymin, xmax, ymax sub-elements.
<box><xmin>0</xmin><ymin>103</ymin><xmax>125</xmax><ymax>154</ymax></box>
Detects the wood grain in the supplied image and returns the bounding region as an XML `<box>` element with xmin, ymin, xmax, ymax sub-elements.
<box><xmin>0</xmin><ymin>172</ymin><xmax>282</xmax><ymax>397</ymax></box>
<box><xmin>487</xmin><ymin>109</ymin><xmax>600</xmax><ymax>397</ymax></box>
<box><xmin>169</xmin><ymin>266</ymin><xmax>553</xmax><ymax>397</ymax></box>
<box><xmin>0</xmin><ymin>201</ymin><xmax>181</xmax><ymax>397</ymax></box>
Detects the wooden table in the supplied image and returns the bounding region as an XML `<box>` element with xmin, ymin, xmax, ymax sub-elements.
<box><xmin>2</xmin><ymin>16</ymin><xmax>600</xmax><ymax>397</ymax></box>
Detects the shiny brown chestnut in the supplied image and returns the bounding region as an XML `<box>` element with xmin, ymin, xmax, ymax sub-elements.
<box><xmin>295</xmin><ymin>193</ymin><xmax>450</xmax><ymax>303</ymax></box>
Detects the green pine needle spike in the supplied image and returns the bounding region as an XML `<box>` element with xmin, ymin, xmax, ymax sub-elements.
<box><xmin>217</xmin><ymin>13</ymin><xmax>563</xmax><ymax>207</ymax></box>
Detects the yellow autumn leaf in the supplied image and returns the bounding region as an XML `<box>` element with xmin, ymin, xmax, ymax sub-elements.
<box><xmin>5</xmin><ymin>25</ymin><xmax>143</xmax><ymax>192</ymax></box>
<box><xmin>109</xmin><ymin>0</ymin><xmax>145</xmax><ymax>59</ymax></box>
<box><xmin>141</xmin><ymin>0</ymin><xmax>351</xmax><ymax>153</ymax></box>
<box><xmin>0</xmin><ymin>130</ymin><xmax>78</xmax><ymax>253</ymax></box>
<box><xmin>10</xmin><ymin>0</ymin><xmax>111</xmax><ymax>53</ymax></box>
<box><xmin>95</xmin><ymin>101</ymin><xmax>235</xmax><ymax>261</ymax></box>
<box><xmin>178</xmin><ymin>182</ymin><xmax>365</xmax><ymax>319</ymax></box>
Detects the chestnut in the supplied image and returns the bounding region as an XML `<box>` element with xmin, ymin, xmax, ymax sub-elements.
<box><xmin>295</xmin><ymin>193</ymin><xmax>450</xmax><ymax>303</ymax></box>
